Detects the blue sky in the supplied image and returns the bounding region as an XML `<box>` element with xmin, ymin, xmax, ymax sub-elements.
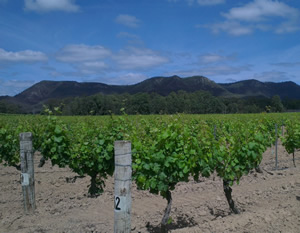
<box><xmin>0</xmin><ymin>0</ymin><xmax>299</xmax><ymax>96</ymax></box>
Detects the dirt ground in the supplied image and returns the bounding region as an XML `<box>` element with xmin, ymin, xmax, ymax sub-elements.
<box><xmin>1</xmin><ymin>140</ymin><xmax>299</xmax><ymax>233</ymax></box>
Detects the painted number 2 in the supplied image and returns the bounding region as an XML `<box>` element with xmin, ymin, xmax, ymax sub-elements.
<box><xmin>115</xmin><ymin>197</ymin><xmax>121</xmax><ymax>210</ymax></box>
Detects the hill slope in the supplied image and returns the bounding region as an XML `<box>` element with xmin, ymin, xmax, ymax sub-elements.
<box><xmin>220</xmin><ymin>79</ymin><xmax>300</xmax><ymax>99</ymax></box>
<box><xmin>14</xmin><ymin>81</ymin><xmax>126</xmax><ymax>105</ymax></box>
<box><xmin>128</xmin><ymin>75</ymin><xmax>230</xmax><ymax>96</ymax></box>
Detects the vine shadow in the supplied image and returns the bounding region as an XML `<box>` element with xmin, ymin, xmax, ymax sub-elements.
<box><xmin>146</xmin><ymin>214</ymin><xmax>197</xmax><ymax>233</ymax></box>
<box><xmin>208</xmin><ymin>204</ymin><xmax>245</xmax><ymax>220</ymax></box>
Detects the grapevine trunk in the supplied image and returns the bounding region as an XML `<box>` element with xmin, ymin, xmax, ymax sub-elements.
<box><xmin>161</xmin><ymin>190</ymin><xmax>172</xmax><ymax>233</ymax></box>
<box><xmin>293</xmin><ymin>152</ymin><xmax>296</xmax><ymax>167</ymax></box>
<box><xmin>223</xmin><ymin>180</ymin><xmax>240</xmax><ymax>214</ymax></box>
<box><xmin>38</xmin><ymin>156</ymin><xmax>46</xmax><ymax>168</ymax></box>
<box><xmin>88</xmin><ymin>174</ymin><xmax>100</xmax><ymax>197</ymax></box>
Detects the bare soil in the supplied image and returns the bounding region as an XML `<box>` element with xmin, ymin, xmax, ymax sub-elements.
<box><xmin>1</xmin><ymin>141</ymin><xmax>299</xmax><ymax>233</ymax></box>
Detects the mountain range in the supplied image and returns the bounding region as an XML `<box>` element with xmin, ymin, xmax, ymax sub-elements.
<box><xmin>1</xmin><ymin>75</ymin><xmax>300</xmax><ymax>113</ymax></box>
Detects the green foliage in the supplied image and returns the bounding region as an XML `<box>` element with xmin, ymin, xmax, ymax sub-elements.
<box><xmin>51</xmin><ymin>91</ymin><xmax>238</xmax><ymax>115</ymax></box>
<box><xmin>0</xmin><ymin>101</ymin><xmax>22</xmax><ymax>114</ymax></box>
<box><xmin>40</xmin><ymin>113</ymin><xmax>71</xmax><ymax>167</ymax></box>
<box><xmin>0</xmin><ymin>112</ymin><xmax>298</xmax><ymax>199</ymax></box>
<box><xmin>282</xmin><ymin>120</ymin><xmax>300</xmax><ymax>154</ymax></box>
<box><xmin>39</xmin><ymin>111</ymin><xmax>126</xmax><ymax>196</ymax></box>
<box><xmin>271</xmin><ymin>95</ymin><xmax>284</xmax><ymax>113</ymax></box>
<box><xmin>132</xmin><ymin>118</ymin><xmax>212</xmax><ymax>198</ymax></box>
<box><xmin>212</xmin><ymin>120</ymin><xmax>270</xmax><ymax>184</ymax></box>
<box><xmin>0</xmin><ymin>126</ymin><xmax>19</xmax><ymax>167</ymax></box>
<box><xmin>69</xmin><ymin>117</ymin><xmax>124</xmax><ymax>196</ymax></box>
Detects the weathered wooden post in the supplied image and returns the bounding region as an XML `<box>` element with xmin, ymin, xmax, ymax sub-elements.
<box><xmin>114</xmin><ymin>141</ymin><xmax>132</xmax><ymax>233</ymax></box>
<box><xmin>20</xmin><ymin>132</ymin><xmax>35</xmax><ymax>214</ymax></box>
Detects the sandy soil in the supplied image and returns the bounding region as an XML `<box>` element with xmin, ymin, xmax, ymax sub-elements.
<box><xmin>1</xmin><ymin>140</ymin><xmax>299</xmax><ymax>233</ymax></box>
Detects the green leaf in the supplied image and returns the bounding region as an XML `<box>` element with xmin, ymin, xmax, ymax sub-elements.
<box><xmin>54</xmin><ymin>126</ymin><xmax>62</xmax><ymax>134</ymax></box>
<box><xmin>143</xmin><ymin>164</ymin><xmax>150</xmax><ymax>170</ymax></box>
<box><xmin>54</xmin><ymin>136</ymin><xmax>63</xmax><ymax>143</ymax></box>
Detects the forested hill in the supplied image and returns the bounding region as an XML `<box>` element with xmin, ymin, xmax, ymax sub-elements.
<box><xmin>1</xmin><ymin>75</ymin><xmax>300</xmax><ymax>114</ymax></box>
<box><xmin>13</xmin><ymin>75</ymin><xmax>229</xmax><ymax>106</ymax></box>
<box><xmin>220</xmin><ymin>79</ymin><xmax>300</xmax><ymax>99</ymax></box>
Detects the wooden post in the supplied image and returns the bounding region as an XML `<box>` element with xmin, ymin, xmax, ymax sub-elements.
<box><xmin>114</xmin><ymin>141</ymin><xmax>132</xmax><ymax>233</ymax></box>
<box><xmin>275</xmin><ymin>124</ymin><xmax>278</xmax><ymax>170</ymax></box>
<box><xmin>20</xmin><ymin>132</ymin><xmax>35</xmax><ymax>214</ymax></box>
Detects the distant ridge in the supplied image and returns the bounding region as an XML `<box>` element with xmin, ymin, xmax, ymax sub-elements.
<box><xmin>219</xmin><ymin>79</ymin><xmax>300</xmax><ymax>99</ymax></box>
<box><xmin>2</xmin><ymin>75</ymin><xmax>300</xmax><ymax>113</ymax></box>
<box><xmin>128</xmin><ymin>75</ymin><xmax>230</xmax><ymax>96</ymax></box>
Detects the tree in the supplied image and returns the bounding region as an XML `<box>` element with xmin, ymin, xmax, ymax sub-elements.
<box><xmin>271</xmin><ymin>95</ymin><xmax>284</xmax><ymax>112</ymax></box>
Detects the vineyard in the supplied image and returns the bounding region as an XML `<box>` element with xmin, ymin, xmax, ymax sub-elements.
<box><xmin>0</xmin><ymin>112</ymin><xmax>300</xmax><ymax>232</ymax></box>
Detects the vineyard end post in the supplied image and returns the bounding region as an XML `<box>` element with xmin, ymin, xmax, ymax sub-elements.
<box><xmin>20</xmin><ymin>132</ymin><xmax>36</xmax><ymax>214</ymax></box>
<box><xmin>114</xmin><ymin>141</ymin><xmax>132</xmax><ymax>233</ymax></box>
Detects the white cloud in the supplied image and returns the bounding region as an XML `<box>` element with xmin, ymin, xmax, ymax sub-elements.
<box><xmin>223</xmin><ymin>0</ymin><xmax>299</xmax><ymax>22</ymax></box>
<box><xmin>168</xmin><ymin>0</ymin><xmax>225</xmax><ymax>6</ymax></box>
<box><xmin>78</xmin><ymin>61</ymin><xmax>109</xmax><ymax>75</ymax></box>
<box><xmin>202</xmin><ymin>65</ymin><xmax>251</xmax><ymax>76</ymax></box>
<box><xmin>113</xmin><ymin>47</ymin><xmax>169</xmax><ymax>70</ymax></box>
<box><xmin>200</xmin><ymin>21</ymin><xmax>253</xmax><ymax>36</ymax></box>
<box><xmin>80</xmin><ymin>61</ymin><xmax>108</xmax><ymax>69</ymax></box>
<box><xmin>253</xmin><ymin>70</ymin><xmax>292</xmax><ymax>82</ymax></box>
<box><xmin>117</xmin><ymin>32</ymin><xmax>140</xmax><ymax>40</ymax></box>
<box><xmin>199</xmin><ymin>53</ymin><xmax>236</xmax><ymax>63</ymax></box>
<box><xmin>0</xmin><ymin>48</ymin><xmax>47</xmax><ymax>64</ymax></box>
<box><xmin>54</xmin><ymin>44</ymin><xmax>169</xmax><ymax>76</ymax></box>
<box><xmin>203</xmin><ymin>0</ymin><xmax>300</xmax><ymax>35</ymax></box>
<box><xmin>24</xmin><ymin>0</ymin><xmax>79</xmax><ymax>12</ymax></box>
<box><xmin>275</xmin><ymin>21</ymin><xmax>300</xmax><ymax>34</ymax></box>
<box><xmin>115</xmin><ymin>14</ymin><xmax>140</xmax><ymax>28</ymax></box>
<box><xmin>46</xmin><ymin>65</ymin><xmax>109</xmax><ymax>77</ymax></box>
<box><xmin>55</xmin><ymin>44</ymin><xmax>111</xmax><ymax>63</ymax></box>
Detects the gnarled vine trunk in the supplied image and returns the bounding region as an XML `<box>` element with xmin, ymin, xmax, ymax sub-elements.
<box><xmin>293</xmin><ymin>152</ymin><xmax>296</xmax><ymax>167</ymax></box>
<box><xmin>161</xmin><ymin>190</ymin><xmax>172</xmax><ymax>233</ymax></box>
<box><xmin>38</xmin><ymin>156</ymin><xmax>46</xmax><ymax>168</ymax></box>
<box><xmin>88</xmin><ymin>174</ymin><xmax>98</xmax><ymax>197</ymax></box>
<box><xmin>223</xmin><ymin>180</ymin><xmax>240</xmax><ymax>214</ymax></box>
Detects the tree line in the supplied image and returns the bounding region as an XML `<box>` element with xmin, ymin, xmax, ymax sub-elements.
<box><xmin>0</xmin><ymin>90</ymin><xmax>296</xmax><ymax>115</ymax></box>
<box><xmin>44</xmin><ymin>91</ymin><xmax>287</xmax><ymax>115</ymax></box>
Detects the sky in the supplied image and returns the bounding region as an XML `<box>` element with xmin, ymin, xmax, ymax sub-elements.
<box><xmin>0</xmin><ymin>0</ymin><xmax>300</xmax><ymax>96</ymax></box>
